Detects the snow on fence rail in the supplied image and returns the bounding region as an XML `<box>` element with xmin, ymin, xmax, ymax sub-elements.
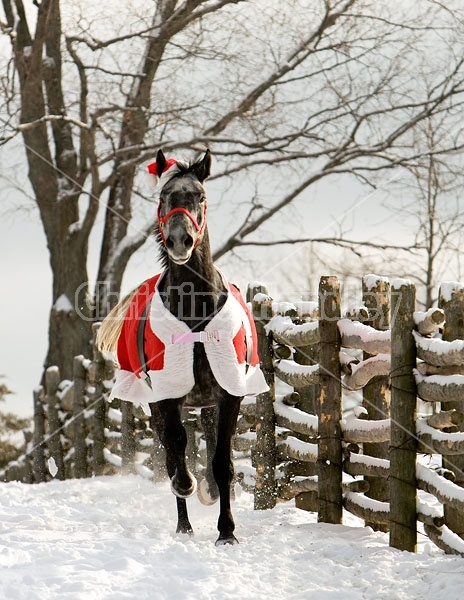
<box><xmin>4</xmin><ymin>276</ymin><xmax>464</xmax><ymax>558</ymax></box>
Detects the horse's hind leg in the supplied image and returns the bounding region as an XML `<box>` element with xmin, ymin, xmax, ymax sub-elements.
<box><xmin>150</xmin><ymin>400</ymin><xmax>196</xmax><ymax>535</ymax></box>
<box><xmin>198</xmin><ymin>406</ymin><xmax>219</xmax><ymax>505</ymax></box>
<box><xmin>213</xmin><ymin>395</ymin><xmax>241</xmax><ymax>546</ymax></box>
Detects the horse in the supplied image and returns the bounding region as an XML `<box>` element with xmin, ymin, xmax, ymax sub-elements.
<box><xmin>98</xmin><ymin>149</ymin><xmax>268</xmax><ymax>545</ymax></box>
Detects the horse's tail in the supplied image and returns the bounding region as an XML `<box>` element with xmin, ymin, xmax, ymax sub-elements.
<box><xmin>96</xmin><ymin>288</ymin><xmax>140</xmax><ymax>359</ymax></box>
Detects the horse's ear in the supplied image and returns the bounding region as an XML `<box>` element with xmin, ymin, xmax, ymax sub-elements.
<box><xmin>156</xmin><ymin>149</ymin><xmax>167</xmax><ymax>177</ymax></box>
<box><xmin>193</xmin><ymin>150</ymin><xmax>211</xmax><ymax>183</ymax></box>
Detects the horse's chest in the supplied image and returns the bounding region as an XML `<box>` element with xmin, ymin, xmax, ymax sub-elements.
<box><xmin>187</xmin><ymin>344</ymin><xmax>225</xmax><ymax>406</ymax></box>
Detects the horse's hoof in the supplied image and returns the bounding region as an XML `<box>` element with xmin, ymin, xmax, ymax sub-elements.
<box><xmin>171</xmin><ymin>470</ymin><xmax>197</xmax><ymax>499</ymax></box>
<box><xmin>215</xmin><ymin>534</ymin><xmax>239</xmax><ymax>546</ymax></box>
<box><xmin>176</xmin><ymin>523</ymin><xmax>194</xmax><ymax>536</ymax></box>
<box><xmin>197</xmin><ymin>478</ymin><xmax>219</xmax><ymax>506</ymax></box>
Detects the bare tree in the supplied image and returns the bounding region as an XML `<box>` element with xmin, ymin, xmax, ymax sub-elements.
<box><xmin>1</xmin><ymin>0</ymin><xmax>464</xmax><ymax>379</ymax></box>
<box><xmin>382</xmin><ymin>114</ymin><xmax>464</xmax><ymax>308</ymax></box>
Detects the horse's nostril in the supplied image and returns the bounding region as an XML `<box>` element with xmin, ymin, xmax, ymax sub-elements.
<box><xmin>184</xmin><ymin>235</ymin><xmax>193</xmax><ymax>249</ymax></box>
<box><xmin>166</xmin><ymin>238</ymin><xmax>174</xmax><ymax>250</ymax></box>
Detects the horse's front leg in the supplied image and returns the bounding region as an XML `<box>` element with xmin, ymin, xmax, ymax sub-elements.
<box><xmin>150</xmin><ymin>399</ymin><xmax>196</xmax><ymax>535</ymax></box>
<box><xmin>198</xmin><ymin>406</ymin><xmax>219</xmax><ymax>505</ymax></box>
<box><xmin>213</xmin><ymin>394</ymin><xmax>242</xmax><ymax>546</ymax></box>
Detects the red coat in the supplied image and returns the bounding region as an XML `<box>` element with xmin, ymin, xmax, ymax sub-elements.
<box><xmin>110</xmin><ymin>272</ymin><xmax>268</xmax><ymax>409</ymax></box>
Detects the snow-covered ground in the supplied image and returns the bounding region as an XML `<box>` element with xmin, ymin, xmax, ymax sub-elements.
<box><xmin>0</xmin><ymin>476</ymin><xmax>463</xmax><ymax>599</ymax></box>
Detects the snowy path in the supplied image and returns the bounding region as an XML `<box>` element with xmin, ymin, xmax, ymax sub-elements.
<box><xmin>0</xmin><ymin>475</ymin><xmax>463</xmax><ymax>599</ymax></box>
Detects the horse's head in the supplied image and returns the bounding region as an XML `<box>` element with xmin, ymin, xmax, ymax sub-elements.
<box><xmin>155</xmin><ymin>149</ymin><xmax>211</xmax><ymax>265</ymax></box>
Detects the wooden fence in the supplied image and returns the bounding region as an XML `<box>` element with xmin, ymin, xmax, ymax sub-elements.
<box><xmin>244</xmin><ymin>275</ymin><xmax>464</xmax><ymax>556</ymax></box>
<box><xmin>3</xmin><ymin>275</ymin><xmax>464</xmax><ymax>557</ymax></box>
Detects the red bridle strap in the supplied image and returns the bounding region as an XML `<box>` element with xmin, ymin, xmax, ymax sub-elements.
<box><xmin>157</xmin><ymin>201</ymin><xmax>207</xmax><ymax>249</ymax></box>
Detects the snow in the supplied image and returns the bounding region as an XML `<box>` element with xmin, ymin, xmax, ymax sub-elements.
<box><xmin>348</xmin><ymin>352</ymin><xmax>390</xmax><ymax>374</ymax></box>
<box><xmin>348</xmin><ymin>453</ymin><xmax>390</xmax><ymax>470</ymax></box>
<box><xmin>47</xmin><ymin>457</ymin><xmax>58</xmax><ymax>478</ymax></box>
<box><xmin>338</xmin><ymin>319</ymin><xmax>391</xmax><ymax>344</ymax></box>
<box><xmin>280</xmin><ymin>435</ymin><xmax>317</xmax><ymax>457</ymax></box>
<box><xmin>68</xmin><ymin>221</ymin><xmax>81</xmax><ymax>235</ymax></box>
<box><xmin>391</xmin><ymin>278</ymin><xmax>413</xmax><ymax>289</ymax></box>
<box><xmin>362</xmin><ymin>274</ymin><xmax>389</xmax><ymax>290</ymax></box>
<box><xmin>344</xmin><ymin>490</ymin><xmax>389</xmax><ymax>513</ymax></box>
<box><xmin>414</xmin><ymin>370</ymin><xmax>464</xmax><ymax>388</ymax></box>
<box><xmin>42</xmin><ymin>55</ymin><xmax>55</xmax><ymax>68</ymax></box>
<box><xmin>293</xmin><ymin>301</ymin><xmax>318</xmax><ymax>317</ymax></box>
<box><xmin>416</xmin><ymin>463</ymin><xmax>464</xmax><ymax>505</ymax></box>
<box><xmin>353</xmin><ymin>405</ymin><xmax>368</xmax><ymax>418</ymax></box>
<box><xmin>440</xmin><ymin>526</ymin><xmax>464</xmax><ymax>555</ymax></box>
<box><xmin>252</xmin><ymin>292</ymin><xmax>271</xmax><ymax>304</ymax></box>
<box><xmin>103</xmin><ymin>448</ymin><xmax>122</xmax><ymax>467</ymax></box>
<box><xmin>271</xmin><ymin>301</ymin><xmax>297</xmax><ymax>315</ymax></box>
<box><xmin>344</xmin><ymin>303</ymin><xmax>368</xmax><ymax>319</ymax></box>
<box><xmin>413</xmin><ymin>308</ymin><xmax>444</xmax><ymax>325</ymax></box>
<box><xmin>0</xmin><ymin>475</ymin><xmax>463</xmax><ymax>599</ymax></box>
<box><xmin>108</xmin><ymin>407</ymin><xmax>122</xmax><ymax>423</ymax></box>
<box><xmin>275</xmin><ymin>359</ymin><xmax>319</xmax><ymax>376</ymax></box>
<box><xmin>265</xmin><ymin>315</ymin><xmax>318</xmax><ymax>336</ymax></box>
<box><xmin>341</xmin><ymin>413</ymin><xmax>390</xmax><ymax>433</ymax></box>
<box><xmin>416</xmin><ymin>417</ymin><xmax>464</xmax><ymax>442</ymax></box>
<box><xmin>413</xmin><ymin>330</ymin><xmax>464</xmax><ymax>356</ymax></box>
<box><xmin>274</xmin><ymin>396</ymin><xmax>318</xmax><ymax>429</ymax></box>
<box><xmin>417</xmin><ymin>496</ymin><xmax>443</xmax><ymax>521</ymax></box>
<box><xmin>439</xmin><ymin>281</ymin><xmax>464</xmax><ymax>303</ymax></box>
<box><xmin>53</xmin><ymin>294</ymin><xmax>74</xmax><ymax>313</ymax></box>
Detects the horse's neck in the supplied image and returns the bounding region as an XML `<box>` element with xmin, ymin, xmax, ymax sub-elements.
<box><xmin>161</xmin><ymin>232</ymin><xmax>226</xmax><ymax>325</ymax></box>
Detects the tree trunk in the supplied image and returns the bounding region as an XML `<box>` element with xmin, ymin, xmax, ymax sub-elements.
<box><xmin>45</xmin><ymin>236</ymin><xmax>93</xmax><ymax>378</ymax></box>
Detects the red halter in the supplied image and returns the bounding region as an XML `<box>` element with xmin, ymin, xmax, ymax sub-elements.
<box><xmin>157</xmin><ymin>201</ymin><xmax>207</xmax><ymax>249</ymax></box>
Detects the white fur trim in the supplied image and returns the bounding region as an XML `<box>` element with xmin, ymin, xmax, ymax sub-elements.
<box><xmin>244</xmin><ymin>365</ymin><xmax>269</xmax><ymax>396</ymax></box>
<box><xmin>203</xmin><ymin>291</ymin><xmax>248</xmax><ymax>396</ymax></box>
<box><xmin>143</xmin><ymin>160</ymin><xmax>187</xmax><ymax>192</ymax></box>
<box><xmin>142</xmin><ymin>170</ymin><xmax>158</xmax><ymax>189</ymax></box>
<box><xmin>147</xmin><ymin>287</ymin><xmax>195</xmax><ymax>400</ymax></box>
<box><xmin>109</xmin><ymin>369</ymin><xmax>154</xmax><ymax>408</ymax></box>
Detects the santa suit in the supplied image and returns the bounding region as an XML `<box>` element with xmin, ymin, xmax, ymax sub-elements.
<box><xmin>110</xmin><ymin>272</ymin><xmax>269</xmax><ymax>411</ymax></box>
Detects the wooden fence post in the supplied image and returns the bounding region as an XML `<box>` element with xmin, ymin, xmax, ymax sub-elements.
<box><xmin>73</xmin><ymin>355</ymin><xmax>89</xmax><ymax>478</ymax></box>
<box><xmin>439</xmin><ymin>283</ymin><xmax>464</xmax><ymax>539</ymax></box>
<box><xmin>317</xmin><ymin>276</ymin><xmax>342</xmax><ymax>524</ymax></box>
<box><xmin>45</xmin><ymin>366</ymin><xmax>65</xmax><ymax>480</ymax></box>
<box><xmin>390</xmin><ymin>280</ymin><xmax>417</xmax><ymax>552</ymax></box>
<box><xmin>121</xmin><ymin>400</ymin><xmax>136</xmax><ymax>470</ymax></box>
<box><xmin>252</xmin><ymin>285</ymin><xmax>276</xmax><ymax>510</ymax></box>
<box><xmin>362</xmin><ymin>275</ymin><xmax>391</xmax><ymax>531</ymax></box>
<box><xmin>89</xmin><ymin>323</ymin><xmax>110</xmax><ymax>476</ymax></box>
<box><xmin>32</xmin><ymin>386</ymin><xmax>47</xmax><ymax>483</ymax></box>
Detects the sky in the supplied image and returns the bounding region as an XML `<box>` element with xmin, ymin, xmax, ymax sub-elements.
<box><xmin>0</xmin><ymin>474</ymin><xmax>463</xmax><ymax>599</ymax></box>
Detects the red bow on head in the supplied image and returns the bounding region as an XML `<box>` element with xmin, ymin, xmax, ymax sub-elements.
<box><xmin>147</xmin><ymin>157</ymin><xmax>177</xmax><ymax>177</ymax></box>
